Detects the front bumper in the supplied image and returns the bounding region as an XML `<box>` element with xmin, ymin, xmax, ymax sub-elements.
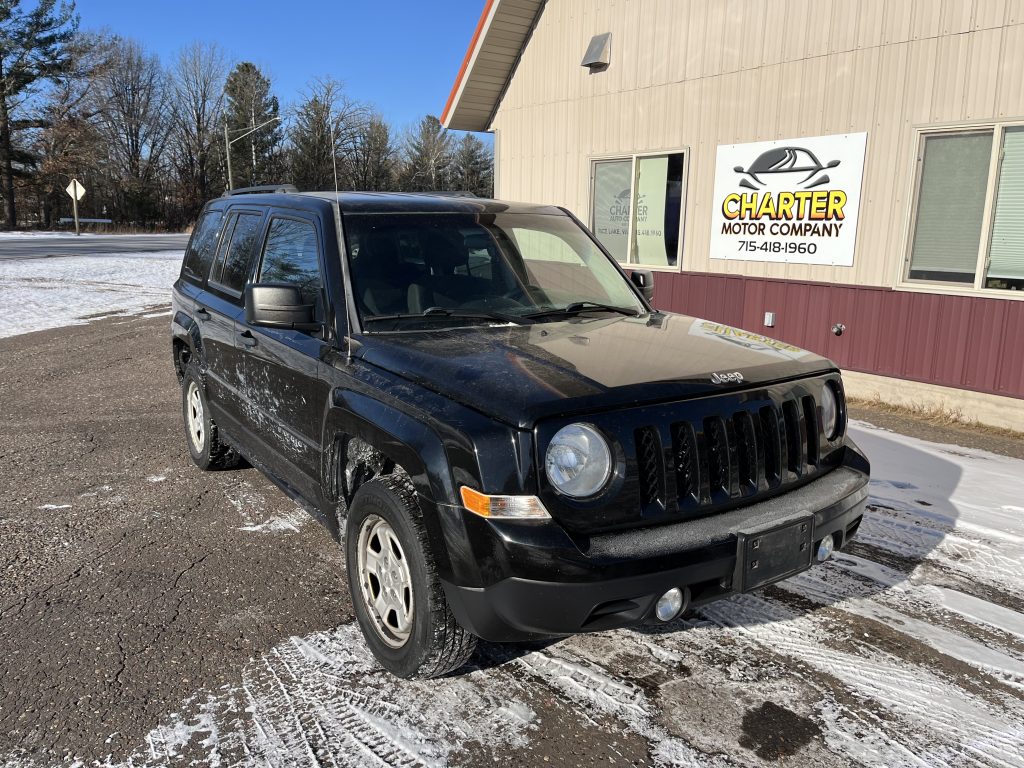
<box><xmin>441</xmin><ymin>444</ymin><xmax>869</xmax><ymax>642</ymax></box>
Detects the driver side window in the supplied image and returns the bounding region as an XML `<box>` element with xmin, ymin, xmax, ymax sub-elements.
<box><xmin>258</xmin><ymin>217</ymin><xmax>324</xmax><ymax>323</ymax></box>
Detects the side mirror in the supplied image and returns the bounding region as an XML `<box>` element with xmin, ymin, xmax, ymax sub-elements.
<box><xmin>630</xmin><ymin>269</ymin><xmax>655</xmax><ymax>302</ymax></box>
<box><xmin>245</xmin><ymin>283</ymin><xmax>320</xmax><ymax>331</ymax></box>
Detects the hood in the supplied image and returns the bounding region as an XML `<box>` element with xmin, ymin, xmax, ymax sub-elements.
<box><xmin>357</xmin><ymin>312</ymin><xmax>835</xmax><ymax>428</ymax></box>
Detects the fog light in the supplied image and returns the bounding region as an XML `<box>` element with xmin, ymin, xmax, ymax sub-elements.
<box><xmin>655</xmin><ymin>588</ymin><xmax>685</xmax><ymax>622</ymax></box>
<box><xmin>816</xmin><ymin>534</ymin><xmax>835</xmax><ymax>562</ymax></box>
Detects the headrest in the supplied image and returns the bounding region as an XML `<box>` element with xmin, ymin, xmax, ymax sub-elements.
<box><xmin>419</xmin><ymin>230</ymin><xmax>465</xmax><ymax>274</ymax></box>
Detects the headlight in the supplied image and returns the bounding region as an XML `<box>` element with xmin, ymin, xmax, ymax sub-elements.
<box><xmin>545</xmin><ymin>423</ymin><xmax>613</xmax><ymax>498</ymax></box>
<box><xmin>821</xmin><ymin>383</ymin><xmax>841</xmax><ymax>440</ymax></box>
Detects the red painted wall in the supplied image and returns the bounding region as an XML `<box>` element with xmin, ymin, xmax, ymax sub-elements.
<box><xmin>650</xmin><ymin>271</ymin><xmax>1024</xmax><ymax>401</ymax></box>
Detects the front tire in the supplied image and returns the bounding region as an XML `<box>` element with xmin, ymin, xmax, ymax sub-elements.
<box><xmin>181</xmin><ymin>363</ymin><xmax>241</xmax><ymax>471</ymax></box>
<box><xmin>345</xmin><ymin>475</ymin><xmax>477</xmax><ymax>678</ymax></box>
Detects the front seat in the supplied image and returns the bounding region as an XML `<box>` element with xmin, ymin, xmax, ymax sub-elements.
<box><xmin>407</xmin><ymin>231</ymin><xmax>491</xmax><ymax>313</ymax></box>
<box><xmin>355</xmin><ymin>232</ymin><xmax>412</xmax><ymax>316</ymax></box>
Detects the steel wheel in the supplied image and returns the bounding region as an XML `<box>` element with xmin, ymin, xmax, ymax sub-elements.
<box><xmin>356</xmin><ymin>514</ymin><xmax>414</xmax><ymax>648</ymax></box>
<box><xmin>186</xmin><ymin>381</ymin><xmax>205</xmax><ymax>452</ymax></box>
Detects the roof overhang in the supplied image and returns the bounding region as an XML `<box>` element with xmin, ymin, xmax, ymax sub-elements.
<box><xmin>441</xmin><ymin>0</ymin><xmax>543</xmax><ymax>132</ymax></box>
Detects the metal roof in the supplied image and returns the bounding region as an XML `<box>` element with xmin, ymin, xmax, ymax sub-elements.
<box><xmin>440</xmin><ymin>0</ymin><xmax>544</xmax><ymax>132</ymax></box>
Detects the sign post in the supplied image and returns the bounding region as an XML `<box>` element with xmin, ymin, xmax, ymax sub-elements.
<box><xmin>65</xmin><ymin>179</ymin><xmax>86</xmax><ymax>236</ymax></box>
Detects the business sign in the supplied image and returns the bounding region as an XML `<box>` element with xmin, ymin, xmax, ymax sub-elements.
<box><xmin>710</xmin><ymin>132</ymin><xmax>867</xmax><ymax>266</ymax></box>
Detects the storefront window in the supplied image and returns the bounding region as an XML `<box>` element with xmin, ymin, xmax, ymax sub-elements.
<box><xmin>907</xmin><ymin>132</ymin><xmax>992</xmax><ymax>284</ymax></box>
<box><xmin>906</xmin><ymin>124</ymin><xmax>1024</xmax><ymax>292</ymax></box>
<box><xmin>591</xmin><ymin>152</ymin><xmax>686</xmax><ymax>268</ymax></box>
<box><xmin>985</xmin><ymin>127</ymin><xmax>1024</xmax><ymax>291</ymax></box>
<box><xmin>591</xmin><ymin>159</ymin><xmax>632</xmax><ymax>261</ymax></box>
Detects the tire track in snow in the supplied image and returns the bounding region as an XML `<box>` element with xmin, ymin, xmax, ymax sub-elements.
<box><xmin>698</xmin><ymin>593</ymin><xmax>1024</xmax><ymax>767</ymax></box>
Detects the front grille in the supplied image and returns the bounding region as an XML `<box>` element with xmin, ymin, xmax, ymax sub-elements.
<box><xmin>636</xmin><ymin>394</ymin><xmax>822</xmax><ymax>517</ymax></box>
<box><xmin>535</xmin><ymin>374</ymin><xmax>844</xmax><ymax>535</ymax></box>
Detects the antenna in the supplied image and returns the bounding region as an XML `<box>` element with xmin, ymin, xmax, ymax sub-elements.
<box><xmin>329</xmin><ymin>112</ymin><xmax>340</xmax><ymax>197</ymax></box>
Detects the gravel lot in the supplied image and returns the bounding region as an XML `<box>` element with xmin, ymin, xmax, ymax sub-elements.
<box><xmin>1</xmin><ymin>312</ymin><xmax>1022</xmax><ymax>767</ymax></box>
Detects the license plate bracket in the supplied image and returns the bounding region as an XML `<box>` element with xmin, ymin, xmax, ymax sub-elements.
<box><xmin>735</xmin><ymin>514</ymin><xmax>814</xmax><ymax>592</ymax></box>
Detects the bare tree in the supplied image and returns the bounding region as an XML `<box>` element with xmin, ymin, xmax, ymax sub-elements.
<box><xmin>28</xmin><ymin>31</ymin><xmax>111</xmax><ymax>227</ymax></box>
<box><xmin>91</xmin><ymin>37</ymin><xmax>172</xmax><ymax>223</ymax></box>
<box><xmin>170</xmin><ymin>42</ymin><xmax>227</xmax><ymax>220</ymax></box>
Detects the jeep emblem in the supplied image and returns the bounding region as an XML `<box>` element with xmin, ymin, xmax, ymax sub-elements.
<box><xmin>711</xmin><ymin>371</ymin><xmax>744</xmax><ymax>384</ymax></box>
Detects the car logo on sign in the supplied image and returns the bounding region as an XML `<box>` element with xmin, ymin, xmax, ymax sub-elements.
<box><xmin>711</xmin><ymin>371</ymin><xmax>744</xmax><ymax>384</ymax></box>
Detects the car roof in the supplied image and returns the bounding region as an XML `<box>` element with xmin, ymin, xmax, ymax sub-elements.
<box><xmin>215</xmin><ymin>190</ymin><xmax>566</xmax><ymax>216</ymax></box>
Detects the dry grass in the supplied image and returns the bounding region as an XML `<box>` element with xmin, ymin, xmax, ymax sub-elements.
<box><xmin>848</xmin><ymin>395</ymin><xmax>1024</xmax><ymax>441</ymax></box>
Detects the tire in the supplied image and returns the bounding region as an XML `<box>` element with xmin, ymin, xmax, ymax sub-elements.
<box><xmin>181</xmin><ymin>363</ymin><xmax>242</xmax><ymax>471</ymax></box>
<box><xmin>345</xmin><ymin>474</ymin><xmax>477</xmax><ymax>678</ymax></box>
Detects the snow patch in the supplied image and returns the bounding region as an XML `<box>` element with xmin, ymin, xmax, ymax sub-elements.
<box><xmin>0</xmin><ymin>251</ymin><xmax>183</xmax><ymax>339</ymax></box>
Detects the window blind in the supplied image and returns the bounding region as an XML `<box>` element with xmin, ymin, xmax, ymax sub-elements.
<box><xmin>987</xmin><ymin>127</ymin><xmax>1024</xmax><ymax>281</ymax></box>
<box><xmin>909</xmin><ymin>132</ymin><xmax>992</xmax><ymax>280</ymax></box>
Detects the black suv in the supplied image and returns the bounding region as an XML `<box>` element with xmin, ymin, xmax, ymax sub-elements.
<box><xmin>171</xmin><ymin>187</ymin><xmax>870</xmax><ymax>679</ymax></box>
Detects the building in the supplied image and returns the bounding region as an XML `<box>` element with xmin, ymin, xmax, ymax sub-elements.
<box><xmin>441</xmin><ymin>0</ymin><xmax>1024</xmax><ymax>430</ymax></box>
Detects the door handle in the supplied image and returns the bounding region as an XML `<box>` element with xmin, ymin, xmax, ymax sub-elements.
<box><xmin>238</xmin><ymin>330</ymin><xmax>258</xmax><ymax>348</ymax></box>
<box><xmin>195</xmin><ymin>307</ymin><xmax>211</xmax><ymax>321</ymax></box>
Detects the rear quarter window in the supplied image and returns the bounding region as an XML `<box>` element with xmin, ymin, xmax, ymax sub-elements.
<box><xmin>181</xmin><ymin>210</ymin><xmax>224</xmax><ymax>284</ymax></box>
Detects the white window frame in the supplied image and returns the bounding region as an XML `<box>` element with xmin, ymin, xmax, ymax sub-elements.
<box><xmin>588</xmin><ymin>148</ymin><xmax>689</xmax><ymax>272</ymax></box>
<box><xmin>900</xmin><ymin>118</ymin><xmax>1024</xmax><ymax>299</ymax></box>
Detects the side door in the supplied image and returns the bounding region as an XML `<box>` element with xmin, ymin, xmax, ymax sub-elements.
<box><xmin>239</xmin><ymin>211</ymin><xmax>331</xmax><ymax>500</ymax></box>
<box><xmin>196</xmin><ymin>207</ymin><xmax>266</xmax><ymax>435</ymax></box>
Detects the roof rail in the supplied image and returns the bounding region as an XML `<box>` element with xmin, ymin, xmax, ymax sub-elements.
<box><xmin>410</xmin><ymin>190</ymin><xmax>477</xmax><ymax>198</ymax></box>
<box><xmin>223</xmin><ymin>184</ymin><xmax>298</xmax><ymax>197</ymax></box>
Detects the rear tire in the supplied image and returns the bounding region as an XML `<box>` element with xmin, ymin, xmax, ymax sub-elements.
<box><xmin>181</xmin><ymin>363</ymin><xmax>242</xmax><ymax>471</ymax></box>
<box><xmin>345</xmin><ymin>474</ymin><xmax>477</xmax><ymax>678</ymax></box>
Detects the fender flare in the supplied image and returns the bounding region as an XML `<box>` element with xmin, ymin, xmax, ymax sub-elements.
<box><xmin>323</xmin><ymin>387</ymin><xmax>466</xmax><ymax>582</ymax></box>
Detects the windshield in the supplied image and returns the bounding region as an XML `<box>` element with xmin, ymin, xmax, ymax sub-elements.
<box><xmin>342</xmin><ymin>212</ymin><xmax>647</xmax><ymax>330</ymax></box>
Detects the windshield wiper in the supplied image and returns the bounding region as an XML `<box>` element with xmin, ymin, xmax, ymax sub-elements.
<box><xmin>524</xmin><ymin>301</ymin><xmax>641</xmax><ymax>320</ymax></box>
<box><xmin>364</xmin><ymin>307</ymin><xmax>529</xmax><ymax>325</ymax></box>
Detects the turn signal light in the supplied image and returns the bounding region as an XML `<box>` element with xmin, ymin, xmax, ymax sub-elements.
<box><xmin>459</xmin><ymin>486</ymin><xmax>551</xmax><ymax>520</ymax></box>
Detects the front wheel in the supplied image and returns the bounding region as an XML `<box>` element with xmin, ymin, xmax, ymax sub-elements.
<box><xmin>345</xmin><ymin>475</ymin><xmax>477</xmax><ymax>678</ymax></box>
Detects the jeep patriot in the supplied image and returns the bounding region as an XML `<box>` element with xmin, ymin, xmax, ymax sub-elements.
<box><xmin>171</xmin><ymin>186</ymin><xmax>870</xmax><ymax>678</ymax></box>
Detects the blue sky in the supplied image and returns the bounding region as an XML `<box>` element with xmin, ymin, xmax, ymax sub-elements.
<box><xmin>78</xmin><ymin>0</ymin><xmax>486</xmax><ymax>133</ymax></box>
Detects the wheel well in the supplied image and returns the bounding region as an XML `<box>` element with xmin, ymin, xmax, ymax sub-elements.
<box><xmin>334</xmin><ymin>436</ymin><xmax>406</xmax><ymax>513</ymax></box>
<box><xmin>172</xmin><ymin>338</ymin><xmax>191</xmax><ymax>383</ymax></box>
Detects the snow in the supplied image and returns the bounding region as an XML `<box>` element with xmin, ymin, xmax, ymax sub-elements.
<box><xmin>0</xmin><ymin>251</ymin><xmax>183</xmax><ymax>339</ymax></box>
<box><xmin>0</xmin><ymin>231</ymin><xmax>100</xmax><ymax>239</ymax></box>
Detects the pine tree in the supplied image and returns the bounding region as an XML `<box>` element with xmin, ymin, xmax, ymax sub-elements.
<box><xmin>0</xmin><ymin>0</ymin><xmax>79</xmax><ymax>229</ymax></box>
<box><xmin>288</xmin><ymin>94</ymin><xmax>334</xmax><ymax>191</ymax></box>
<box><xmin>399</xmin><ymin>115</ymin><xmax>452</xmax><ymax>192</ymax></box>
<box><xmin>348</xmin><ymin>114</ymin><xmax>396</xmax><ymax>191</ymax></box>
<box><xmin>224</xmin><ymin>62</ymin><xmax>281</xmax><ymax>187</ymax></box>
<box><xmin>287</xmin><ymin>77</ymin><xmax>365</xmax><ymax>192</ymax></box>
<box><xmin>450</xmin><ymin>133</ymin><xmax>493</xmax><ymax>197</ymax></box>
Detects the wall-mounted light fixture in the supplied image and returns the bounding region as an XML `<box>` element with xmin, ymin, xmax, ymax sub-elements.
<box><xmin>581</xmin><ymin>33</ymin><xmax>611</xmax><ymax>71</ymax></box>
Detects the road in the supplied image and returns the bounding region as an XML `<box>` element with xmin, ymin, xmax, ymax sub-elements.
<box><xmin>0</xmin><ymin>233</ymin><xmax>190</xmax><ymax>260</ymax></box>
<box><xmin>1</xmin><ymin>313</ymin><xmax>1022</xmax><ymax>767</ymax></box>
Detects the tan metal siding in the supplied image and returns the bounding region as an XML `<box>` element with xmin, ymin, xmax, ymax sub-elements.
<box><xmin>490</xmin><ymin>0</ymin><xmax>1024</xmax><ymax>288</ymax></box>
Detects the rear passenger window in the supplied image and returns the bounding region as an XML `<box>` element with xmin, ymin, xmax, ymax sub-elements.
<box><xmin>259</xmin><ymin>218</ymin><xmax>323</xmax><ymax>318</ymax></box>
<box><xmin>213</xmin><ymin>212</ymin><xmax>262</xmax><ymax>294</ymax></box>
<box><xmin>181</xmin><ymin>210</ymin><xmax>223</xmax><ymax>282</ymax></box>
